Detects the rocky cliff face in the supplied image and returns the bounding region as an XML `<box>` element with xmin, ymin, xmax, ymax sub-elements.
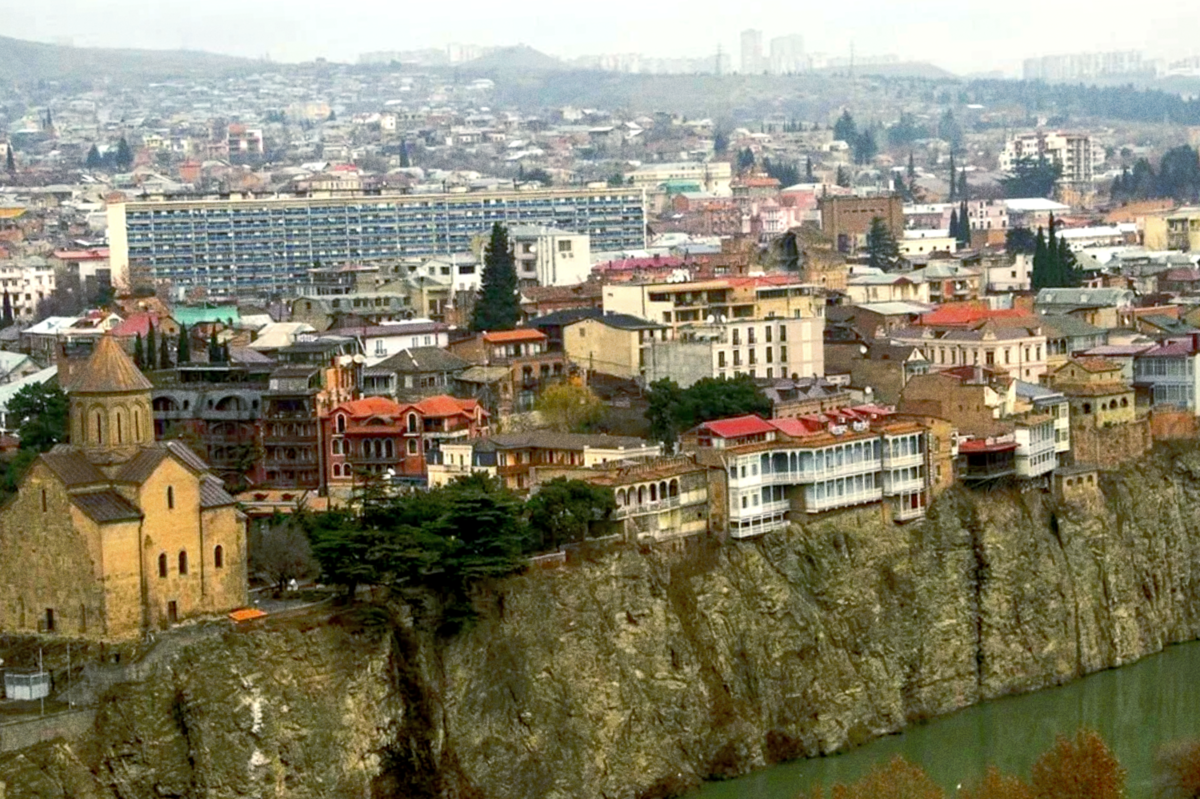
<box><xmin>7</xmin><ymin>448</ymin><xmax>1200</xmax><ymax>799</ymax></box>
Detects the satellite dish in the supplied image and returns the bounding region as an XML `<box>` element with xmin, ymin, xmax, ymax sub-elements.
<box><xmin>338</xmin><ymin>354</ymin><xmax>352</xmax><ymax>366</ymax></box>
<box><xmin>706</xmin><ymin>314</ymin><xmax>715</xmax><ymax>324</ymax></box>
<box><xmin>353</xmin><ymin>354</ymin><xmax>365</xmax><ymax>364</ymax></box>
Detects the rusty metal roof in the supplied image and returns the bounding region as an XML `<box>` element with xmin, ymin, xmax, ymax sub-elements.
<box><xmin>71</xmin><ymin>490</ymin><xmax>143</xmax><ymax>523</ymax></box>
<box><xmin>65</xmin><ymin>335</ymin><xmax>152</xmax><ymax>394</ymax></box>
<box><xmin>39</xmin><ymin>451</ymin><xmax>106</xmax><ymax>487</ymax></box>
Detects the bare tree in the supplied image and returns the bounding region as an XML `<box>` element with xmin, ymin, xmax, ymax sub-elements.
<box><xmin>1155</xmin><ymin>739</ymin><xmax>1200</xmax><ymax>799</ymax></box>
<box><xmin>250</xmin><ymin>521</ymin><xmax>319</xmax><ymax>595</ymax></box>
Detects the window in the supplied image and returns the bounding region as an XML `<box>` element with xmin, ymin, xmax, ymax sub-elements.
<box><xmin>408</xmin><ymin>440</ymin><xmax>417</xmax><ymax>454</ymax></box>
<box><xmin>178</xmin><ymin>551</ymin><xmax>188</xmax><ymax>576</ymax></box>
<box><xmin>41</xmin><ymin>489</ymin><xmax>47</xmax><ymax>513</ymax></box>
<box><xmin>158</xmin><ymin>553</ymin><xmax>168</xmax><ymax>578</ymax></box>
<box><xmin>408</xmin><ymin>413</ymin><xmax>418</xmax><ymax>433</ymax></box>
<box><xmin>167</xmin><ymin>486</ymin><xmax>175</xmax><ymax>509</ymax></box>
<box><xmin>718</xmin><ymin>351</ymin><xmax>726</xmax><ymax>368</ymax></box>
<box><xmin>337</xmin><ymin>415</ymin><xmax>346</xmax><ymax>433</ymax></box>
<box><xmin>333</xmin><ymin>464</ymin><xmax>342</xmax><ymax>477</ymax></box>
<box><xmin>214</xmin><ymin>545</ymin><xmax>224</xmax><ymax>569</ymax></box>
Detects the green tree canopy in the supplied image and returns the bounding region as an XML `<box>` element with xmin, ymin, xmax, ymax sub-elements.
<box><xmin>866</xmin><ymin>216</ymin><xmax>901</xmax><ymax>272</ymax></box>
<box><xmin>834</xmin><ymin>110</ymin><xmax>857</xmax><ymax>144</ymax></box>
<box><xmin>470</xmin><ymin>222</ymin><xmax>520</xmax><ymax>332</ymax></box>
<box><xmin>645</xmin><ymin>376</ymin><xmax>771</xmax><ymax>447</ymax></box>
<box><xmin>526</xmin><ymin>478</ymin><xmax>615</xmax><ymax>550</ymax></box>
<box><xmin>177</xmin><ymin>323</ymin><xmax>190</xmax><ymax>363</ymax></box>
<box><xmin>114</xmin><ymin>137</ymin><xmax>133</xmax><ymax>170</ymax></box>
<box><xmin>8</xmin><ymin>381</ymin><xmax>68</xmax><ymax>453</ymax></box>
<box><xmin>1001</xmin><ymin>155</ymin><xmax>1060</xmax><ymax>199</ymax></box>
<box><xmin>85</xmin><ymin>144</ymin><xmax>102</xmax><ymax>170</ymax></box>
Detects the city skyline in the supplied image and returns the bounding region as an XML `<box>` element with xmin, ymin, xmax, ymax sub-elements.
<box><xmin>4</xmin><ymin>0</ymin><xmax>1198</xmax><ymax>77</ymax></box>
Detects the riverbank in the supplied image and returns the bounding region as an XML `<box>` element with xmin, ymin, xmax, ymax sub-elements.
<box><xmin>4</xmin><ymin>446</ymin><xmax>1200</xmax><ymax>798</ymax></box>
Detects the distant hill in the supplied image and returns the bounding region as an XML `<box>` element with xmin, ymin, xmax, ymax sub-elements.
<box><xmin>460</xmin><ymin>45</ymin><xmax>568</xmax><ymax>74</ymax></box>
<box><xmin>815</xmin><ymin>62</ymin><xmax>957</xmax><ymax>80</ymax></box>
<box><xmin>0</xmin><ymin>35</ymin><xmax>255</xmax><ymax>84</ymax></box>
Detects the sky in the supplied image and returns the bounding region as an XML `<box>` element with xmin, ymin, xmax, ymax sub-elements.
<box><xmin>2</xmin><ymin>0</ymin><xmax>1197</xmax><ymax>76</ymax></box>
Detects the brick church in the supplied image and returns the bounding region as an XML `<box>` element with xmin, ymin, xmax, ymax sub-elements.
<box><xmin>0</xmin><ymin>335</ymin><xmax>248</xmax><ymax>638</ymax></box>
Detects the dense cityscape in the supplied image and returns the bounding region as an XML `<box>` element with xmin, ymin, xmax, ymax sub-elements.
<box><xmin>3</xmin><ymin>21</ymin><xmax>1200</xmax><ymax>798</ymax></box>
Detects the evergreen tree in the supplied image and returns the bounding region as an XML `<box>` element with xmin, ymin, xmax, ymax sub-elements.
<box><xmin>736</xmin><ymin>147</ymin><xmax>756</xmax><ymax>172</ymax></box>
<box><xmin>805</xmin><ymin>156</ymin><xmax>814</xmax><ymax>181</ymax></box>
<box><xmin>1032</xmin><ymin>227</ymin><xmax>1052</xmax><ymax>290</ymax></box>
<box><xmin>1057</xmin><ymin>236</ymin><xmax>1080</xmax><ymax>287</ymax></box>
<box><xmin>146</xmin><ymin>322</ymin><xmax>156</xmax><ymax>371</ymax></box>
<box><xmin>134</xmin><ymin>334</ymin><xmax>145</xmax><ymax>369</ymax></box>
<box><xmin>1</xmin><ymin>291</ymin><xmax>11</xmax><ymax>328</ymax></box>
<box><xmin>907</xmin><ymin>152</ymin><xmax>916</xmax><ymax>182</ymax></box>
<box><xmin>865</xmin><ymin>217</ymin><xmax>901</xmax><ymax>272</ymax></box>
<box><xmin>115</xmin><ymin>137</ymin><xmax>133</xmax><ymax>170</ymax></box>
<box><xmin>948</xmin><ymin>151</ymin><xmax>957</xmax><ymax>201</ymax></box>
<box><xmin>958</xmin><ymin>201</ymin><xmax>971</xmax><ymax>248</ymax></box>
<box><xmin>834</xmin><ymin>110</ymin><xmax>857</xmax><ymax>144</ymax></box>
<box><xmin>835</xmin><ymin>165</ymin><xmax>851</xmax><ymax>188</ymax></box>
<box><xmin>85</xmin><ymin>144</ymin><xmax>102</xmax><ymax>170</ymax></box>
<box><xmin>222</xmin><ymin>341</ymin><xmax>231</xmax><ymax>363</ymax></box>
<box><xmin>177</xmin><ymin>324</ymin><xmax>190</xmax><ymax>363</ymax></box>
<box><xmin>208</xmin><ymin>330</ymin><xmax>220</xmax><ymax>362</ymax></box>
<box><xmin>949</xmin><ymin>209</ymin><xmax>960</xmax><ymax>242</ymax></box>
<box><xmin>159</xmin><ymin>339</ymin><xmax>170</xmax><ymax>370</ymax></box>
<box><xmin>5</xmin><ymin>145</ymin><xmax>14</xmax><ymax>174</ymax></box>
<box><xmin>853</xmin><ymin>129</ymin><xmax>877</xmax><ymax>165</ymax></box>
<box><xmin>399</xmin><ymin>142</ymin><xmax>411</xmax><ymax>168</ymax></box>
<box><xmin>959</xmin><ymin>168</ymin><xmax>969</xmax><ymax>200</ymax></box>
<box><xmin>470</xmin><ymin>222</ymin><xmax>520</xmax><ymax>332</ymax></box>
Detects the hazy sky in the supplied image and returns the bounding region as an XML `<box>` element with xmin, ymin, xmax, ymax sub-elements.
<box><xmin>2</xmin><ymin>0</ymin><xmax>1197</xmax><ymax>76</ymax></box>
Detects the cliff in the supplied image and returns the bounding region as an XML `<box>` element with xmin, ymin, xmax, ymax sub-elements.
<box><xmin>6</xmin><ymin>447</ymin><xmax>1200</xmax><ymax>799</ymax></box>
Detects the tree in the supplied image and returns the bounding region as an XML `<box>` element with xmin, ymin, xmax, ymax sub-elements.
<box><xmin>525</xmin><ymin>478</ymin><xmax>615</xmax><ymax>550</ymax></box>
<box><xmin>114</xmin><ymin>137</ymin><xmax>133</xmax><ymax>170</ymax></box>
<box><xmin>251</xmin><ymin>520</ymin><xmax>320</xmax><ymax>595</ymax></box>
<box><xmin>645</xmin><ymin>376</ymin><xmax>771</xmax><ymax>448</ymax></box>
<box><xmin>817</xmin><ymin>756</ymin><xmax>943</xmax><ymax>799</ymax></box>
<box><xmin>958</xmin><ymin>200</ymin><xmax>971</xmax><ymax>248</ymax></box>
<box><xmin>208</xmin><ymin>329</ymin><xmax>221</xmax><ymax>362</ymax></box>
<box><xmin>523</xmin><ymin>167</ymin><xmax>552</xmax><ymax>185</ymax></box>
<box><xmin>470</xmin><ymin>223</ymin><xmax>520</xmax><ymax>332</ymax></box>
<box><xmin>159</xmin><ymin>338</ymin><xmax>171</xmax><ymax>370</ymax></box>
<box><xmin>7</xmin><ymin>382</ymin><xmax>68</xmax><ymax>453</ymax></box>
<box><xmin>1030</xmin><ymin>729</ymin><xmax>1125</xmax><ymax>799</ymax></box>
<box><xmin>303</xmin><ymin>509</ymin><xmax>383</xmax><ymax>600</ymax></box>
<box><xmin>853</xmin><ymin>130</ymin><xmax>877</xmax><ymax>165</ymax></box>
<box><xmin>713</xmin><ymin>130</ymin><xmax>729</xmax><ymax>155</ymax></box>
<box><xmin>535</xmin><ymin>381</ymin><xmax>604</xmax><ymax>433</ymax></box>
<box><xmin>959</xmin><ymin>766</ymin><xmax>1033</xmax><ymax>799</ymax></box>
<box><xmin>177</xmin><ymin>324</ymin><xmax>190</xmax><ymax>363</ymax></box>
<box><xmin>1</xmin><ymin>291</ymin><xmax>11</xmax><ymax>328</ymax></box>
<box><xmin>1154</xmin><ymin>738</ymin><xmax>1200</xmax><ymax>799</ymax></box>
<box><xmin>607</xmin><ymin>172</ymin><xmax>626</xmax><ymax>188</ymax></box>
<box><xmin>1006</xmin><ymin>227</ymin><xmax>1038</xmax><ymax>255</ymax></box>
<box><xmin>948</xmin><ymin>151</ymin><xmax>957</xmax><ymax>201</ymax></box>
<box><xmin>399</xmin><ymin>141</ymin><xmax>411</xmax><ymax>168</ymax></box>
<box><xmin>85</xmin><ymin>144</ymin><xmax>102</xmax><ymax>170</ymax></box>
<box><xmin>1001</xmin><ymin>155</ymin><xmax>1060</xmax><ymax>199</ymax></box>
<box><xmin>866</xmin><ymin>216</ymin><xmax>901</xmax><ymax>272</ymax></box>
<box><xmin>834</xmin><ymin>110</ymin><xmax>857</xmax><ymax>144</ymax></box>
<box><xmin>1057</xmin><ymin>235</ymin><xmax>1080</xmax><ymax>287</ymax></box>
<box><xmin>806</xmin><ymin>156</ymin><xmax>814</xmax><ymax>181</ymax></box>
<box><xmin>134</xmin><ymin>334</ymin><xmax>145</xmax><ymax>369</ymax></box>
<box><xmin>949</xmin><ymin>209</ymin><xmax>961</xmax><ymax>243</ymax></box>
<box><xmin>836</xmin><ymin>165</ymin><xmax>851</xmax><ymax>188</ymax></box>
<box><xmin>959</xmin><ymin>168</ymin><xmax>969</xmax><ymax>201</ymax></box>
<box><xmin>1032</xmin><ymin>227</ymin><xmax>1052</xmax><ymax>290</ymax></box>
<box><xmin>146</xmin><ymin>322</ymin><xmax>157</xmax><ymax>372</ymax></box>
<box><xmin>736</xmin><ymin>147</ymin><xmax>756</xmax><ymax>172</ymax></box>
<box><xmin>5</xmin><ymin>145</ymin><xmax>14</xmax><ymax>174</ymax></box>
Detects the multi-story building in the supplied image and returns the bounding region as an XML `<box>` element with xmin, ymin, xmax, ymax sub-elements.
<box><xmin>261</xmin><ymin>337</ymin><xmax>361</xmax><ymax>488</ymax></box>
<box><xmin>1023</xmin><ymin>50</ymin><xmax>1147</xmax><ymax>82</ymax></box>
<box><xmin>687</xmin><ymin>409</ymin><xmax>935</xmax><ymax>538</ymax></box>
<box><xmin>323</xmin><ymin>395</ymin><xmax>488</xmax><ymax>494</ymax></box>
<box><xmin>448</xmin><ymin>329</ymin><xmax>568</xmax><ymax>413</ymax></box>
<box><xmin>890</xmin><ymin>320</ymin><xmax>1049</xmax><ymax>382</ymax></box>
<box><xmin>646</xmin><ymin>315</ymin><xmax>824</xmax><ymax>385</ymax></box>
<box><xmin>428</xmin><ymin>432</ymin><xmax>661</xmax><ymax>492</ymax></box>
<box><xmin>768</xmin><ymin>34</ymin><xmax>804</xmax><ymax>74</ymax></box>
<box><xmin>628</xmin><ymin>162</ymin><xmax>733</xmax><ymax>196</ymax></box>
<box><xmin>1133</xmin><ymin>336</ymin><xmax>1200</xmax><ymax>414</ymax></box>
<box><xmin>915</xmin><ymin>263</ymin><xmax>982</xmax><ymax>304</ymax></box>
<box><xmin>740</xmin><ymin>29</ymin><xmax>764</xmax><ymax>74</ymax></box>
<box><xmin>591</xmin><ymin>456</ymin><xmax>710</xmax><ymax>543</ymax></box>
<box><xmin>602</xmin><ymin>277</ymin><xmax>822</xmax><ymax>332</ymax></box>
<box><xmin>1143</xmin><ymin>207</ymin><xmax>1200</xmax><ymax>252</ymax></box>
<box><xmin>362</xmin><ymin>346</ymin><xmax>472</xmax><ymax>401</ymax></box>
<box><xmin>107</xmin><ymin>187</ymin><xmax>647</xmax><ymax>297</ymax></box>
<box><xmin>509</xmin><ymin>225</ymin><xmax>592</xmax><ymax>288</ymax></box>
<box><xmin>999</xmin><ymin>131</ymin><xmax>1103</xmax><ymax>185</ymax></box>
<box><xmin>563</xmin><ymin>313</ymin><xmax>669</xmax><ymax>380</ymax></box>
<box><xmin>0</xmin><ymin>256</ymin><xmax>56</xmax><ymax>321</ymax></box>
<box><xmin>1049</xmin><ymin>357</ymin><xmax>1136</xmax><ymax>429</ymax></box>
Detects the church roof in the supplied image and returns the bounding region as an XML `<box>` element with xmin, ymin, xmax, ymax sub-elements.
<box><xmin>67</xmin><ymin>335</ymin><xmax>152</xmax><ymax>394</ymax></box>
<box><xmin>200</xmin><ymin>476</ymin><xmax>237</xmax><ymax>509</ymax></box>
<box><xmin>71</xmin><ymin>490</ymin><xmax>143</xmax><ymax>523</ymax></box>
<box><xmin>114</xmin><ymin>441</ymin><xmax>213</xmax><ymax>483</ymax></box>
<box><xmin>41</xmin><ymin>450</ymin><xmax>106</xmax><ymax>487</ymax></box>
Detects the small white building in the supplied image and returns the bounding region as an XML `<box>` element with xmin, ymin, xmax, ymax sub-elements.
<box><xmin>0</xmin><ymin>256</ymin><xmax>57</xmax><ymax>321</ymax></box>
<box><xmin>509</xmin><ymin>226</ymin><xmax>592</xmax><ymax>287</ymax></box>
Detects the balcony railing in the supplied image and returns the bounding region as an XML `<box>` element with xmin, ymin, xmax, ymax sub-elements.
<box><xmin>894</xmin><ymin>504</ymin><xmax>926</xmax><ymax>521</ymax></box>
<box><xmin>614</xmin><ymin>495</ymin><xmax>680</xmax><ymax>518</ymax></box>
<box><xmin>803</xmin><ymin>487</ymin><xmax>884</xmax><ymax>513</ymax></box>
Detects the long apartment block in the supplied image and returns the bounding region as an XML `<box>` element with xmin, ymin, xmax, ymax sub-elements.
<box><xmin>107</xmin><ymin>188</ymin><xmax>647</xmax><ymax>297</ymax></box>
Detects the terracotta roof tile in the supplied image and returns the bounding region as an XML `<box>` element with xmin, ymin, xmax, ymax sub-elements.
<box><xmin>482</xmin><ymin>329</ymin><xmax>547</xmax><ymax>343</ymax></box>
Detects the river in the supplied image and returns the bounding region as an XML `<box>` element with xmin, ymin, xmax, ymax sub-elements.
<box><xmin>694</xmin><ymin>639</ymin><xmax>1200</xmax><ymax>798</ymax></box>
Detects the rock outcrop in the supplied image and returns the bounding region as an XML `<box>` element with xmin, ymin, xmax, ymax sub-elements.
<box><xmin>6</xmin><ymin>448</ymin><xmax>1200</xmax><ymax>799</ymax></box>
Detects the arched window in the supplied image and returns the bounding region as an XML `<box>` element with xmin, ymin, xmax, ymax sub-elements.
<box><xmin>333</xmin><ymin>464</ymin><xmax>342</xmax><ymax>477</ymax></box>
<box><xmin>41</xmin><ymin>489</ymin><xmax>47</xmax><ymax>513</ymax></box>
<box><xmin>331</xmin><ymin>439</ymin><xmax>341</xmax><ymax>455</ymax></box>
<box><xmin>408</xmin><ymin>413</ymin><xmax>418</xmax><ymax>433</ymax></box>
<box><xmin>133</xmin><ymin>409</ymin><xmax>141</xmax><ymax>441</ymax></box>
<box><xmin>116</xmin><ymin>411</ymin><xmax>124</xmax><ymax>443</ymax></box>
<box><xmin>1121</xmin><ymin>397</ymin><xmax>1129</xmax><ymax>407</ymax></box>
<box><xmin>178</xmin><ymin>550</ymin><xmax>188</xmax><ymax>575</ymax></box>
<box><xmin>385</xmin><ymin>439</ymin><xmax>394</xmax><ymax>459</ymax></box>
<box><xmin>94</xmin><ymin>412</ymin><xmax>103</xmax><ymax>444</ymax></box>
<box><xmin>1083</xmin><ymin>403</ymin><xmax>1092</xmax><ymax>414</ymax></box>
<box><xmin>650</xmin><ymin>483</ymin><xmax>657</xmax><ymax>502</ymax></box>
<box><xmin>158</xmin><ymin>553</ymin><xmax>168</xmax><ymax>578</ymax></box>
<box><xmin>167</xmin><ymin>486</ymin><xmax>175</xmax><ymax>509</ymax></box>
<box><xmin>637</xmin><ymin>486</ymin><xmax>645</xmax><ymax>504</ymax></box>
<box><xmin>669</xmin><ymin>480</ymin><xmax>679</xmax><ymax>498</ymax></box>
<box><xmin>214</xmin><ymin>545</ymin><xmax>224</xmax><ymax>569</ymax></box>
<box><xmin>336</xmin><ymin>414</ymin><xmax>346</xmax><ymax>433</ymax></box>
<box><xmin>407</xmin><ymin>440</ymin><xmax>417</xmax><ymax>454</ymax></box>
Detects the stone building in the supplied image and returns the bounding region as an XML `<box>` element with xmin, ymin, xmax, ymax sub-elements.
<box><xmin>0</xmin><ymin>335</ymin><xmax>248</xmax><ymax>638</ymax></box>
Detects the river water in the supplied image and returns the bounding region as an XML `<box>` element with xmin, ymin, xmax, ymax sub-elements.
<box><xmin>695</xmin><ymin>639</ymin><xmax>1200</xmax><ymax>798</ymax></box>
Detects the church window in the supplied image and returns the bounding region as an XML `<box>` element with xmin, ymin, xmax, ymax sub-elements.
<box><xmin>79</xmin><ymin>604</ymin><xmax>86</xmax><ymax>634</ymax></box>
<box><xmin>94</xmin><ymin>412</ymin><xmax>103</xmax><ymax>444</ymax></box>
<box><xmin>167</xmin><ymin>486</ymin><xmax>175</xmax><ymax>509</ymax></box>
<box><xmin>158</xmin><ymin>553</ymin><xmax>168</xmax><ymax>578</ymax></box>
<box><xmin>44</xmin><ymin>608</ymin><xmax>55</xmax><ymax>632</ymax></box>
<box><xmin>179</xmin><ymin>551</ymin><xmax>188</xmax><ymax>575</ymax></box>
<box><xmin>116</xmin><ymin>412</ymin><xmax>124</xmax><ymax>443</ymax></box>
<box><xmin>214</xmin><ymin>545</ymin><xmax>224</xmax><ymax>569</ymax></box>
<box><xmin>134</xmin><ymin>410</ymin><xmax>141</xmax><ymax>441</ymax></box>
<box><xmin>41</xmin><ymin>489</ymin><xmax>47</xmax><ymax>512</ymax></box>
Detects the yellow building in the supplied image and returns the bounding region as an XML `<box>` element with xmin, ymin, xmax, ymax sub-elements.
<box><xmin>0</xmin><ymin>336</ymin><xmax>248</xmax><ymax>638</ymax></box>
<box><xmin>1049</xmin><ymin>357</ymin><xmax>1136</xmax><ymax>428</ymax></box>
<box><xmin>563</xmin><ymin>313</ymin><xmax>669</xmax><ymax>379</ymax></box>
<box><xmin>1143</xmin><ymin>207</ymin><xmax>1200</xmax><ymax>252</ymax></box>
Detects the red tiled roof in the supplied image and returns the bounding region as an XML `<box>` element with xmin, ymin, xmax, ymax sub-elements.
<box><xmin>109</xmin><ymin>312</ymin><xmax>172</xmax><ymax>338</ymax></box>
<box><xmin>919</xmin><ymin>305</ymin><xmax>1035</xmax><ymax>327</ymax></box>
<box><xmin>769</xmin><ymin>417</ymin><xmax>826</xmax><ymax>437</ymax></box>
<box><xmin>1071</xmin><ymin>357</ymin><xmax>1122</xmax><ymax>373</ymax></box>
<box><xmin>53</xmin><ymin>248</ymin><xmax>109</xmax><ymax>260</ymax></box>
<box><xmin>412</xmin><ymin>395</ymin><xmax>486</xmax><ymax>418</ymax></box>
<box><xmin>335</xmin><ymin>396</ymin><xmax>403</xmax><ymax>417</ymax></box>
<box><xmin>959</xmin><ymin>439</ymin><xmax>1018</xmax><ymax>453</ymax></box>
<box><xmin>701</xmin><ymin>415</ymin><xmax>775</xmax><ymax>438</ymax></box>
<box><xmin>482</xmin><ymin>329</ymin><xmax>546</xmax><ymax>343</ymax></box>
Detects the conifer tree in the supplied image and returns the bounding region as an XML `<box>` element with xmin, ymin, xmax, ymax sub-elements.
<box><xmin>134</xmin><ymin>333</ymin><xmax>145</xmax><ymax>369</ymax></box>
<box><xmin>948</xmin><ymin>151</ymin><xmax>957</xmax><ymax>201</ymax></box>
<box><xmin>865</xmin><ymin>217</ymin><xmax>900</xmax><ymax>272</ymax></box>
<box><xmin>1057</xmin><ymin>236</ymin><xmax>1079</xmax><ymax>287</ymax></box>
<box><xmin>470</xmin><ymin>222</ymin><xmax>520</xmax><ymax>332</ymax></box>
<box><xmin>836</xmin><ymin>165</ymin><xmax>851</xmax><ymax>188</ymax></box>
<box><xmin>1032</xmin><ymin>227</ymin><xmax>1051</xmax><ymax>290</ymax></box>
<box><xmin>5</xmin><ymin>145</ymin><xmax>14</xmax><ymax>174</ymax></box>
<box><xmin>222</xmin><ymin>341</ymin><xmax>231</xmax><ymax>363</ymax></box>
<box><xmin>159</xmin><ymin>339</ymin><xmax>171</xmax><ymax>370</ymax></box>
<box><xmin>86</xmin><ymin>144</ymin><xmax>102</xmax><ymax>170</ymax></box>
<box><xmin>208</xmin><ymin>330</ymin><xmax>220</xmax><ymax>362</ymax></box>
<box><xmin>949</xmin><ymin>209</ymin><xmax>960</xmax><ymax>243</ymax></box>
<box><xmin>959</xmin><ymin>168</ymin><xmax>969</xmax><ymax>200</ymax></box>
<box><xmin>1</xmin><ymin>291</ymin><xmax>11</xmax><ymax>328</ymax></box>
<box><xmin>146</xmin><ymin>322</ymin><xmax>156</xmax><ymax>371</ymax></box>
<box><xmin>177</xmin><ymin>324</ymin><xmax>190</xmax><ymax>363</ymax></box>
<box><xmin>805</xmin><ymin>156</ymin><xmax>814</xmax><ymax>181</ymax></box>
<box><xmin>115</xmin><ymin>137</ymin><xmax>133</xmax><ymax>170</ymax></box>
<box><xmin>958</xmin><ymin>200</ymin><xmax>971</xmax><ymax>248</ymax></box>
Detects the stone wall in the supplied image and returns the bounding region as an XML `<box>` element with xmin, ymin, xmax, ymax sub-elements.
<box><xmin>1069</xmin><ymin>417</ymin><xmax>1153</xmax><ymax>469</ymax></box>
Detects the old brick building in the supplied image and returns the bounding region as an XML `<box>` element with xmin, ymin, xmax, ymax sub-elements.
<box><xmin>0</xmin><ymin>336</ymin><xmax>248</xmax><ymax>638</ymax></box>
